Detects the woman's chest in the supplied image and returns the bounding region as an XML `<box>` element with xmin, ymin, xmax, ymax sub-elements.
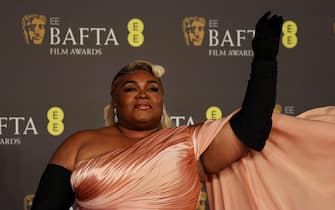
<box><xmin>71</xmin><ymin>139</ymin><xmax>201</xmax><ymax>207</ymax></box>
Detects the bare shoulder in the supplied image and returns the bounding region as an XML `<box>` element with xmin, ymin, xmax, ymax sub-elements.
<box><xmin>74</xmin><ymin>126</ymin><xmax>121</xmax><ymax>163</ymax></box>
<box><xmin>49</xmin><ymin>129</ymin><xmax>102</xmax><ymax>171</ymax></box>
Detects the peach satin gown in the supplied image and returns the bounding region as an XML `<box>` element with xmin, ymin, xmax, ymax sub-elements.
<box><xmin>71</xmin><ymin>107</ymin><xmax>335</xmax><ymax>210</ymax></box>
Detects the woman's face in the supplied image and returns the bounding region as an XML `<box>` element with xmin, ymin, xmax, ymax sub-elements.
<box><xmin>113</xmin><ymin>70</ymin><xmax>164</xmax><ymax>130</ymax></box>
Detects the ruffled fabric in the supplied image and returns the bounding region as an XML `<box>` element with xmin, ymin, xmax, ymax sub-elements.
<box><xmin>205</xmin><ymin>106</ymin><xmax>335</xmax><ymax>210</ymax></box>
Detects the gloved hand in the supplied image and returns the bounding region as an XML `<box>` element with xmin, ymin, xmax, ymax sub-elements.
<box><xmin>252</xmin><ymin>11</ymin><xmax>284</xmax><ymax>61</ymax></box>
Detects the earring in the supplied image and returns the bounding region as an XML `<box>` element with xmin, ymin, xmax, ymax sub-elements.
<box><xmin>113</xmin><ymin>107</ymin><xmax>118</xmax><ymax>123</ymax></box>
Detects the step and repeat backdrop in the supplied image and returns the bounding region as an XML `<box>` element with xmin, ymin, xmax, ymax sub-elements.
<box><xmin>1</xmin><ymin>0</ymin><xmax>334</xmax><ymax>209</ymax></box>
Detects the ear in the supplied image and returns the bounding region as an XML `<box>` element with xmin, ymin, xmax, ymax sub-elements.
<box><xmin>112</xmin><ymin>100</ymin><xmax>118</xmax><ymax>109</ymax></box>
<box><xmin>111</xmin><ymin>94</ymin><xmax>117</xmax><ymax>108</ymax></box>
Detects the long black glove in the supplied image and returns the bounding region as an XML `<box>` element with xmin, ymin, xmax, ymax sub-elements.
<box><xmin>229</xmin><ymin>12</ymin><xmax>284</xmax><ymax>151</ymax></box>
<box><xmin>31</xmin><ymin>164</ymin><xmax>75</xmax><ymax>210</ymax></box>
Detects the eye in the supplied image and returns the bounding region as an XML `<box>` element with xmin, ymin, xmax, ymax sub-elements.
<box><xmin>123</xmin><ymin>87</ymin><xmax>137</xmax><ymax>92</ymax></box>
<box><xmin>148</xmin><ymin>87</ymin><xmax>159</xmax><ymax>92</ymax></box>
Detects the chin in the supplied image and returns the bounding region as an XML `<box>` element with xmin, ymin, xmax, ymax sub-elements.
<box><xmin>134</xmin><ymin>119</ymin><xmax>161</xmax><ymax>129</ymax></box>
<box><xmin>130</xmin><ymin>123</ymin><xmax>158</xmax><ymax>131</ymax></box>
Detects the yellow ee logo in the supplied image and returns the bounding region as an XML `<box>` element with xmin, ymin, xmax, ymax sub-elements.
<box><xmin>128</xmin><ymin>18</ymin><xmax>144</xmax><ymax>47</ymax></box>
<box><xmin>282</xmin><ymin>20</ymin><xmax>298</xmax><ymax>48</ymax></box>
<box><xmin>206</xmin><ymin>106</ymin><xmax>222</xmax><ymax>120</ymax></box>
<box><xmin>47</xmin><ymin>106</ymin><xmax>64</xmax><ymax>136</ymax></box>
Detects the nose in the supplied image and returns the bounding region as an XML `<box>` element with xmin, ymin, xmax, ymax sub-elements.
<box><xmin>136</xmin><ymin>89</ymin><xmax>149</xmax><ymax>99</ymax></box>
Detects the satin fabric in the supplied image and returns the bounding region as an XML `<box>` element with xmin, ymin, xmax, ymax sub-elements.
<box><xmin>71</xmin><ymin>106</ymin><xmax>335</xmax><ymax>210</ymax></box>
<box><xmin>206</xmin><ymin>106</ymin><xmax>335</xmax><ymax>210</ymax></box>
<box><xmin>70</xmin><ymin>117</ymin><xmax>228</xmax><ymax>210</ymax></box>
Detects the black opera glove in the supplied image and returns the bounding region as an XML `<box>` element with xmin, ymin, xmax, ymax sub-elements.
<box><xmin>252</xmin><ymin>11</ymin><xmax>284</xmax><ymax>61</ymax></box>
<box><xmin>229</xmin><ymin>12</ymin><xmax>283</xmax><ymax>151</ymax></box>
<box><xmin>31</xmin><ymin>164</ymin><xmax>75</xmax><ymax>210</ymax></box>
<box><xmin>230</xmin><ymin>60</ymin><xmax>277</xmax><ymax>151</ymax></box>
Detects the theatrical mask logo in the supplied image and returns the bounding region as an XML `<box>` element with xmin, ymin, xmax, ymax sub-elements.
<box><xmin>22</xmin><ymin>14</ymin><xmax>47</xmax><ymax>45</ymax></box>
<box><xmin>183</xmin><ymin>17</ymin><xmax>206</xmax><ymax>46</ymax></box>
<box><xmin>196</xmin><ymin>187</ymin><xmax>209</xmax><ymax>210</ymax></box>
<box><xmin>274</xmin><ymin>104</ymin><xmax>282</xmax><ymax>113</ymax></box>
<box><xmin>24</xmin><ymin>194</ymin><xmax>34</xmax><ymax>210</ymax></box>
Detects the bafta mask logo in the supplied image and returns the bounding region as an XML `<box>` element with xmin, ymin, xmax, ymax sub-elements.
<box><xmin>196</xmin><ymin>188</ymin><xmax>208</xmax><ymax>210</ymax></box>
<box><xmin>274</xmin><ymin>104</ymin><xmax>282</xmax><ymax>113</ymax></box>
<box><xmin>23</xmin><ymin>194</ymin><xmax>34</xmax><ymax>210</ymax></box>
<box><xmin>183</xmin><ymin>17</ymin><xmax>206</xmax><ymax>46</ymax></box>
<box><xmin>22</xmin><ymin>14</ymin><xmax>47</xmax><ymax>45</ymax></box>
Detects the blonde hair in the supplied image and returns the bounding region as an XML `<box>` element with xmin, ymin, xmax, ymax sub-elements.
<box><xmin>104</xmin><ymin>60</ymin><xmax>173</xmax><ymax>128</ymax></box>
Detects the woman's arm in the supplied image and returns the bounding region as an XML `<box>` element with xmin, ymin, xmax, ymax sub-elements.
<box><xmin>201</xmin><ymin>12</ymin><xmax>284</xmax><ymax>173</ymax></box>
<box><xmin>31</xmin><ymin>164</ymin><xmax>75</xmax><ymax>210</ymax></box>
<box><xmin>31</xmin><ymin>131</ymin><xmax>89</xmax><ymax>210</ymax></box>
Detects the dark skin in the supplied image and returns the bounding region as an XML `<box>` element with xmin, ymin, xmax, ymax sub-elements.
<box><xmin>113</xmin><ymin>70</ymin><xmax>164</xmax><ymax>133</ymax></box>
<box><xmin>50</xmin><ymin>70</ymin><xmax>248</xmax><ymax>174</ymax></box>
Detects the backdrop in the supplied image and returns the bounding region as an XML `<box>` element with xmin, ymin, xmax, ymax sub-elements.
<box><xmin>1</xmin><ymin>0</ymin><xmax>334</xmax><ymax>209</ymax></box>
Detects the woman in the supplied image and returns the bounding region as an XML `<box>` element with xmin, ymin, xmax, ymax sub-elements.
<box><xmin>32</xmin><ymin>12</ymin><xmax>335</xmax><ymax>210</ymax></box>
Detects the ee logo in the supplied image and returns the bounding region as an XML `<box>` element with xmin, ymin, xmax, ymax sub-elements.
<box><xmin>128</xmin><ymin>18</ymin><xmax>144</xmax><ymax>47</ymax></box>
<box><xmin>282</xmin><ymin>20</ymin><xmax>298</xmax><ymax>48</ymax></box>
<box><xmin>206</xmin><ymin>106</ymin><xmax>222</xmax><ymax>120</ymax></box>
<box><xmin>47</xmin><ymin>107</ymin><xmax>64</xmax><ymax>136</ymax></box>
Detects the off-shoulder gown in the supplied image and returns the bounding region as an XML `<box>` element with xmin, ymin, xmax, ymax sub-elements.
<box><xmin>71</xmin><ymin>106</ymin><xmax>335</xmax><ymax>210</ymax></box>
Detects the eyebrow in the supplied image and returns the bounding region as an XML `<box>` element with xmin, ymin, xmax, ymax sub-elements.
<box><xmin>121</xmin><ymin>80</ymin><xmax>159</xmax><ymax>87</ymax></box>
